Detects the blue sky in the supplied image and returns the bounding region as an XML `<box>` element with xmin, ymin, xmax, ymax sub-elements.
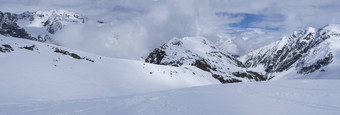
<box><xmin>216</xmin><ymin>12</ymin><xmax>283</xmax><ymax>31</ymax></box>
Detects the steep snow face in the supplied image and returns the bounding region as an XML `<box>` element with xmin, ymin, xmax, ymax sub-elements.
<box><xmin>0</xmin><ymin>36</ymin><xmax>219</xmax><ymax>102</ymax></box>
<box><xmin>146</xmin><ymin>37</ymin><xmax>265</xmax><ymax>83</ymax></box>
<box><xmin>0</xmin><ymin>10</ymin><xmax>86</xmax><ymax>42</ymax></box>
<box><xmin>240</xmin><ymin>24</ymin><xmax>340</xmax><ymax>80</ymax></box>
<box><xmin>1</xmin><ymin>80</ymin><xmax>340</xmax><ymax>115</ymax></box>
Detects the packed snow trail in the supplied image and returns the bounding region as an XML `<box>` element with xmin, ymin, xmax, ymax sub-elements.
<box><xmin>0</xmin><ymin>80</ymin><xmax>339</xmax><ymax>115</ymax></box>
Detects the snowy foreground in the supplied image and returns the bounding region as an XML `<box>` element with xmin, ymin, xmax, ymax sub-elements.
<box><xmin>1</xmin><ymin>80</ymin><xmax>340</xmax><ymax>115</ymax></box>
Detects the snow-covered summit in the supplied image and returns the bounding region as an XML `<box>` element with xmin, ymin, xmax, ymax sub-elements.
<box><xmin>146</xmin><ymin>36</ymin><xmax>265</xmax><ymax>83</ymax></box>
<box><xmin>0</xmin><ymin>10</ymin><xmax>86</xmax><ymax>42</ymax></box>
<box><xmin>24</xmin><ymin>10</ymin><xmax>86</xmax><ymax>33</ymax></box>
<box><xmin>240</xmin><ymin>24</ymin><xmax>340</xmax><ymax>80</ymax></box>
<box><xmin>20</xmin><ymin>10</ymin><xmax>86</xmax><ymax>27</ymax></box>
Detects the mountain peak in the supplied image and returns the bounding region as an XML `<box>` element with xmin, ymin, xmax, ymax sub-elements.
<box><xmin>36</xmin><ymin>9</ymin><xmax>76</xmax><ymax>15</ymax></box>
<box><xmin>146</xmin><ymin>36</ymin><xmax>265</xmax><ymax>83</ymax></box>
<box><xmin>241</xmin><ymin>24</ymin><xmax>340</xmax><ymax>79</ymax></box>
<box><xmin>0</xmin><ymin>10</ymin><xmax>87</xmax><ymax>42</ymax></box>
<box><xmin>27</xmin><ymin>9</ymin><xmax>86</xmax><ymax>28</ymax></box>
<box><xmin>306</xmin><ymin>26</ymin><xmax>316</xmax><ymax>33</ymax></box>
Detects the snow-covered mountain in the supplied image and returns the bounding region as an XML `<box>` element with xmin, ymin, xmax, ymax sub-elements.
<box><xmin>239</xmin><ymin>24</ymin><xmax>340</xmax><ymax>80</ymax></box>
<box><xmin>145</xmin><ymin>37</ymin><xmax>265</xmax><ymax>83</ymax></box>
<box><xmin>0</xmin><ymin>10</ymin><xmax>86</xmax><ymax>42</ymax></box>
<box><xmin>1</xmin><ymin>9</ymin><xmax>340</xmax><ymax>115</ymax></box>
<box><xmin>1</xmin><ymin>34</ymin><xmax>340</xmax><ymax>114</ymax></box>
<box><xmin>146</xmin><ymin>24</ymin><xmax>340</xmax><ymax>82</ymax></box>
<box><xmin>2</xmin><ymin>10</ymin><xmax>340</xmax><ymax>83</ymax></box>
<box><xmin>0</xmin><ymin>36</ymin><xmax>219</xmax><ymax>101</ymax></box>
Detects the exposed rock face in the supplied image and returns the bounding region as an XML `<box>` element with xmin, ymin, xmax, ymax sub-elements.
<box><xmin>0</xmin><ymin>10</ymin><xmax>86</xmax><ymax>42</ymax></box>
<box><xmin>54</xmin><ymin>48</ymin><xmax>94</xmax><ymax>62</ymax></box>
<box><xmin>0</xmin><ymin>44</ymin><xmax>14</xmax><ymax>53</ymax></box>
<box><xmin>297</xmin><ymin>53</ymin><xmax>333</xmax><ymax>74</ymax></box>
<box><xmin>0</xmin><ymin>12</ymin><xmax>33</xmax><ymax>40</ymax></box>
<box><xmin>240</xmin><ymin>25</ymin><xmax>340</xmax><ymax>79</ymax></box>
<box><xmin>146</xmin><ymin>37</ymin><xmax>264</xmax><ymax>83</ymax></box>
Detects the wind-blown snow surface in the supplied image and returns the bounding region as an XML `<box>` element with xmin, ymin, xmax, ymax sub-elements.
<box><xmin>1</xmin><ymin>80</ymin><xmax>340</xmax><ymax>115</ymax></box>
<box><xmin>0</xmin><ymin>36</ymin><xmax>219</xmax><ymax>102</ymax></box>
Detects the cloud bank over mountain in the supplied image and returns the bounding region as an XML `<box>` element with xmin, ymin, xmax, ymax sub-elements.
<box><xmin>1</xmin><ymin>0</ymin><xmax>340</xmax><ymax>59</ymax></box>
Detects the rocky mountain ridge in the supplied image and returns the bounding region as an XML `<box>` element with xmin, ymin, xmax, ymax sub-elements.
<box><xmin>146</xmin><ymin>24</ymin><xmax>340</xmax><ymax>83</ymax></box>
<box><xmin>0</xmin><ymin>10</ymin><xmax>86</xmax><ymax>42</ymax></box>
<box><xmin>240</xmin><ymin>24</ymin><xmax>340</xmax><ymax>80</ymax></box>
<box><xmin>145</xmin><ymin>37</ymin><xmax>266</xmax><ymax>83</ymax></box>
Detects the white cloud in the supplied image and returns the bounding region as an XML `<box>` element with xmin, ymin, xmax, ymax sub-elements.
<box><xmin>242</xmin><ymin>37</ymin><xmax>249</xmax><ymax>41</ymax></box>
<box><xmin>1</xmin><ymin>0</ymin><xmax>340</xmax><ymax>58</ymax></box>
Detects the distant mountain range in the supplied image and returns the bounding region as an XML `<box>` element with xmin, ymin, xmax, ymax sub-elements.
<box><xmin>0</xmin><ymin>10</ymin><xmax>86</xmax><ymax>42</ymax></box>
<box><xmin>146</xmin><ymin>24</ymin><xmax>340</xmax><ymax>82</ymax></box>
<box><xmin>1</xmin><ymin>10</ymin><xmax>340</xmax><ymax>84</ymax></box>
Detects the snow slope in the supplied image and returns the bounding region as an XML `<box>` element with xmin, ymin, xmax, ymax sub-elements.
<box><xmin>1</xmin><ymin>80</ymin><xmax>339</xmax><ymax>115</ymax></box>
<box><xmin>145</xmin><ymin>37</ymin><xmax>265</xmax><ymax>83</ymax></box>
<box><xmin>0</xmin><ymin>36</ymin><xmax>219</xmax><ymax>102</ymax></box>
